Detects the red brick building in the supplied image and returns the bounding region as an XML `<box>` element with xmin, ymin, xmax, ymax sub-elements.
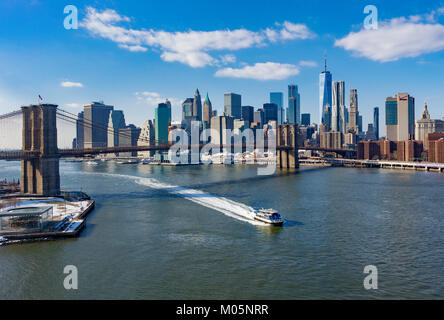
<box><xmin>427</xmin><ymin>133</ymin><xmax>444</xmax><ymax>163</ymax></box>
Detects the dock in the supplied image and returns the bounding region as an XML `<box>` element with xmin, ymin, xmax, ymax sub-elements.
<box><xmin>0</xmin><ymin>198</ymin><xmax>95</xmax><ymax>246</ymax></box>
<box><xmin>299</xmin><ymin>158</ymin><xmax>444</xmax><ymax>172</ymax></box>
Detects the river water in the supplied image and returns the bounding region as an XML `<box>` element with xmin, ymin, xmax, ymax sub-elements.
<box><xmin>0</xmin><ymin>160</ymin><xmax>443</xmax><ymax>299</ymax></box>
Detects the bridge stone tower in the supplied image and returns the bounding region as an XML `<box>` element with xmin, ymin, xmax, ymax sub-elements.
<box><xmin>21</xmin><ymin>104</ymin><xmax>60</xmax><ymax>196</ymax></box>
<box><xmin>276</xmin><ymin>124</ymin><xmax>299</xmax><ymax>169</ymax></box>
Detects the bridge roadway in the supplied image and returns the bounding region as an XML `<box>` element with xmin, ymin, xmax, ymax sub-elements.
<box><xmin>0</xmin><ymin>143</ymin><xmax>299</xmax><ymax>160</ymax></box>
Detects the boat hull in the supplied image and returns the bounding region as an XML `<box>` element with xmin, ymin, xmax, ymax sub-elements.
<box><xmin>254</xmin><ymin>216</ymin><xmax>283</xmax><ymax>226</ymax></box>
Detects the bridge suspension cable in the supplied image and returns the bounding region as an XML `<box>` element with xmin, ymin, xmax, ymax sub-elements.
<box><xmin>56</xmin><ymin>108</ymin><xmax>164</xmax><ymax>146</ymax></box>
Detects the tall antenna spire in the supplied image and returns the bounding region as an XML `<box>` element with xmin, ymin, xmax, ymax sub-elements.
<box><xmin>323</xmin><ymin>51</ymin><xmax>328</xmax><ymax>72</ymax></box>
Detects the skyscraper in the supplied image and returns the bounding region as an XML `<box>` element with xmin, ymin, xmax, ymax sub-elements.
<box><xmin>385</xmin><ymin>93</ymin><xmax>415</xmax><ymax>141</ymax></box>
<box><xmin>118</xmin><ymin>124</ymin><xmax>141</xmax><ymax>157</ymax></box>
<box><xmin>75</xmin><ymin>111</ymin><xmax>84</xmax><ymax>149</ymax></box>
<box><xmin>254</xmin><ymin>109</ymin><xmax>264</xmax><ymax>126</ymax></box>
<box><xmin>203</xmin><ymin>93</ymin><xmax>212</xmax><ymax>127</ymax></box>
<box><xmin>319</xmin><ymin>60</ymin><xmax>332</xmax><ymax>130</ymax></box>
<box><xmin>192</xmin><ymin>89</ymin><xmax>202</xmax><ymax>122</ymax></box>
<box><xmin>348</xmin><ymin>89</ymin><xmax>359</xmax><ymax>134</ymax></box>
<box><xmin>210</xmin><ymin>115</ymin><xmax>234</xmax><ymax>145</ymax></box>
<box><xmin>331</xmin><ymin>81</ymin><xmax>345</xmax><ymax>133</ymax></box>
<box><xmin>270</xmin><ymin>92</ymin><xmax>284</xmax><ymax>125</ymax></box>
<box><xmin>155</xmin><ymin>103</ymin><xmax>170</xmax><ymax>145</ymax></box>
<box><xmin>83</xmin><ymin>101</ymin><xmax>114</xmax><ymax>148</ymax></box>
<box><xmin>374</xmin><ymin>107</ymin><xmax>379</xmax><ymax>140</ymax></box>
<box><xmin>241</xmin><ymin>106</ymin><xmax>254</xmax><ymax>124</ymax></box>
<box><xmin>165</xmin><ymin>99</ymin><xmax>172</xmax><ymax>125</ymax></box>
<box><xmin>288</xmin><ymin>85</ymin><xmax>301</xmax><ymax>125</ymax></box>
<box><xmin>358</xmin><ymin>115</ymin><xmax>363</xmax><ymax>133</ymax></box>
<box><xmin>301</xmin><ymin>113</ymin><xmax>311</xmax><ymax>126</ymax></box>
<box><xmin>182</xmin><ymin>98</ymin><xmax>194</xmax><ymax>121</ymax></box>
<box><xmin>137</xmin><ymin>120</ymin><xmax>155</xmax><ymax>158</ymax></box>
<box><xmin>263</xmin><ymin>103</ymin><xmax>278</xmax><ymax>124</ymax></box>
<box><xmin>224</xmin><ymin>93</ymin><xmax>242</xmax><ymax>119</ymax></box>
<box><xmin>107</xmin><ymin>110</ymin><xmax>126</xmax><ymax>149</ymax></box>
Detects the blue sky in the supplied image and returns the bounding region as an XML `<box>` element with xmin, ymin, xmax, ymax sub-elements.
<box><xmin>1</xmin><ymin>0</ymin><xmax>444</xmax><ymax>146</ymax></box>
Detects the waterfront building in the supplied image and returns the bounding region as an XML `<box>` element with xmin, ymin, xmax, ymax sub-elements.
<box><xmin>210</xmin><ymin>115</ymin><xmax>234</xmax><ymax>145</ymax></box>
<box><xmin>288</xmin><ymin>85</ymin><xmax>301</xmax><ymax>125</ymax></box>
<box><xmin>203</xmin><ymin>93</ymin><xmax>213</xmax><ymax>127</ymax></box>
<box><xmin>357</xmin><ymin>140</ymin><xmax>423</xmax><ymax>161</ymax></box>
<box><xmin>319</xmin><ymin>60</ymin><xmax>332</xmax><ymax>130</ymax></box>
<box><xmin>83</xmin><ymin>101</ymin><xmax>114</xmax><ymax>148</ymax></box>
<box><xmin>254</xmin><ymin>109</ymin><xmax>264</xmax><ymax>126</ymax></box>
<box><xmin>224</xmin><ymin>93</ymin><xmax>242</xmax><ymax>119</ymax></box>
<box><xmin>301</xmin><ymin>113</ymin><xmax>310</xmax><ymax>126</ymax></box>
<box><xmin>374</xmin><ymin>107</ymin><xmax>380</xmax><ymax>140</ymax></box>
<box><xmin>386</xmin><ymin>93</ymin><xmax>415</xmax><ymax>141</ymax></box>
<box><xmin>165</xmin><ymin>99</ymin><xmax>172</xmax><ymax>125</ymax></box>
<box><xmin>75</xmin><ymin>111</ymin><xmax>84</xmax><ymax>149</ymax></box>
<box><xmin>118</xmin><ymin>124</ymin><xmax>141</xmax><ymax>157</ymax></box>
<box><xmin>137</xmin><ymin>120</ymin><xmax>155</xmax><ymax>158</ymax></box>
<box><xmin>415</xmin><ymin>102</ymin><xmax>444</xmax><ymax>149</ymax></box>
<box><xmin>331</xmin><ymin>81</ymin><xmax>346</xmax><ymax>133</ymax></box>
<box><xmin>241</xmin><ymin>106</ymin><xmax>254</xmax><ymax>124</ymax></box>
<box><xmin>427</xmin><ymin>133</ymin><xmax>444</xmax><ymax>163</ymax></box>
<box><xmin>348</xmin><ymin>89</ymin><xmax>359</xmax><ymax>134</ymax></box>
<box><xmin>270</xmin><ymin>92</ymin><xmax>284</xmax><ymax>125</ymax></box>
<box><xmin>193</xmin><ymin>89</ymin><xmax>202</xmax><ymax>122</ymax></box>
<box><xmin>263</xmin><ymin>103</ymin><xmax>278</xmax><ymax>125</ymax></box>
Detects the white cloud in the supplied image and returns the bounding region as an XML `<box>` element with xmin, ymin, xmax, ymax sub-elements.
<box><xmin>81</xmin><ymin>7</ymin><xmax>316</xmax><ymax>68</ymax></box>
<box><xmin>299</xmin><ymin>60</ymin><xmax>317</xmax><ymax>67</ymax></box>
<box><xmin>279</xmin><ymin>21</ymin><xmax>316</xmax><ymax>40</ymax></box>
<box><xmin>65</xmin><ymin>103</ymin><xmax>81</xmax><ymax>108</ymax></box>
<box><xmin>119</xmin><ymin>44</ymin><xmax>148</xmax><ymax>52</ymax></box>
<box><xmin>220</xmin><ymin>54</ymin><xmax>236</xmax><ymax>64</ymax></box>
<box><xmin>214</xmin><ymin>62</ymin><xmax>300</xmax><ymax>80</ymax></box>
<box><xmin>335</xmin><ymin>9</ymin><xmax>444</xmax><ymax>62</ymax></box>
<box><xmin>135</xmin><ymin>91</ymin><xmax>181</xmax><ymax>107</ymax></box>
<box><xmin>61</xmin><ymin>81</ymin><xmax>84</xmax><ymax>88</ymax></box>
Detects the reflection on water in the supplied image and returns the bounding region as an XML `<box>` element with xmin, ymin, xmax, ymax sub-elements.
<box><xmin>0</xmin><ymin>160</ymin><xmax>443</xmax><ymax>299</ymax></box>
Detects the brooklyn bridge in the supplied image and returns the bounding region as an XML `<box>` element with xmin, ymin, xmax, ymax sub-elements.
<box><xmin>0</xmin><ymin>104</ymin><xmax>355</xmax><ymax>196</ymax></box>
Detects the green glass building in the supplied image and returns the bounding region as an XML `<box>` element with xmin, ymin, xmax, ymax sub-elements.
<box><xmin>155</xmin><ymin>103</ymin><xmax>169</xmax><ymax>145</ymax></box>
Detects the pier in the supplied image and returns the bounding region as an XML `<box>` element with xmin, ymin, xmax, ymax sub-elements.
<box><xmin>299</xmin><ymin>158</ymin><xmax>444</xmax><ymax>172</ymax></box>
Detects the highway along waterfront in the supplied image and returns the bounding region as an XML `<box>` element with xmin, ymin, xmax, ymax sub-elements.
<box><xmin>0</xmin><ymin>160</ymin><xmax>443</xmax><ymax>299</ymax></box>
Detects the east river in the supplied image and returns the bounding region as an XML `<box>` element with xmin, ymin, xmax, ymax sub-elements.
<box><xmin>0</xmin><ymin>160</ymin><xmax>443</xmax><ymax>299</ymax></box>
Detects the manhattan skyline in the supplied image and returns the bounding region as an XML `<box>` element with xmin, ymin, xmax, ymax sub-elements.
<box><xmin>1</xmin><ymin>0</ymin><xmax>444</xmax><ymax>137</ymax></box>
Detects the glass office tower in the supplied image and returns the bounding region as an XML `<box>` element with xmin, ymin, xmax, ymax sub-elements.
<box><xmin>270</xmin><ymin>92</ymin><xmax>284</xmax><ymax>125</ymax></box>
<box><xmin>319</xmin><ymin>67</ymin><xmax>332</xmax><ymax>130</ymax></box>
<box><xmin>287</xmin><ymin>85</ymin><xmax>300</xmax><ymax>125</ymax></box>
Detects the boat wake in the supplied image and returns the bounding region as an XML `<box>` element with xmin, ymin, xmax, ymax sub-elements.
<box><xmin>82</xmin><ymin>172</ymin><xmax>268</xmax><ymax>226</ymax></box>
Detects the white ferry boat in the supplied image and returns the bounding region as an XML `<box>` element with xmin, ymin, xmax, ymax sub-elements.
<box><xmin>117</xmin><ymin>159</ymin><xmax>139</xmax><ymax>164</ymax></box>
<box><xmin>254</xmin><ymin>208</ymin><xmax>284</xmax><ymax>226</ymax></box>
